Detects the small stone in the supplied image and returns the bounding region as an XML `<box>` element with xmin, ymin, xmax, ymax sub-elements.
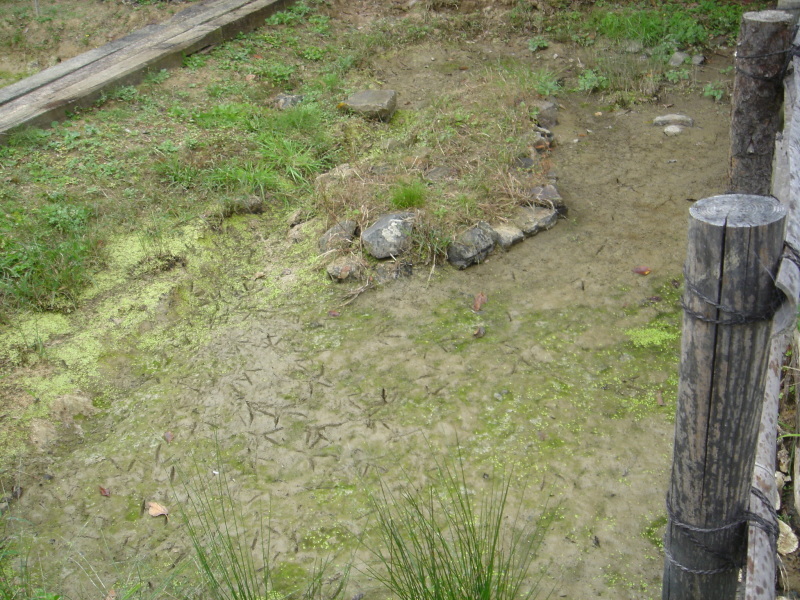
<box><xmin>669</xmin><ymin>51</ymin><xmax>690</xmax><ymax>67</ymax></box>
<box><xmin>778</xmin><ymin>520</ymin><xmax>799</xmax><ymax>555</ymax></box>
<box><xmin>691</xmin><ymin>54</ymin><xmax>706</xmax><ymax>66</ymax></box>
<box><xmin>447</xmin><ymin>222</ymin><xmax>496</xmax><ymax>269</ymax></box>
<box><xmin>491</xmin><ymin>224</ymin><xmax>525</xmax><ymax>249</ymax></box>
<box><xmin>526</xmin><ymin>184</ymin><xmax>567</xmax><ymax>216</ymax></box>
<box><xmin>531</xmin><ymin>100</ymin><xmax>559</xmax><ymax>129</ymax></box>
<box><xmin>362</xmin><ymin>212</ymin><xmax>415</xmax><ymax>259</ymax></box>
<box><xmin>513</xmin><ymin>206</ymin><xmax>558</xmax><ymax>236</ymax></box>
<box><xmin>624</xmin><ymin>41</ymin><xmax>644</xmax><ymax>54</ymax></box>
<box><xmin>513</xmin><ymin>156</ymin><xmax>536</xmax><ymax>171</ymax></box>
<box><xmin>653</xmin><ymin>114</ymin><xmax>694</xmax><ymax>127</ymax></box>
<box><xmin>374</xmin><ymin>261</ymin><xmax>413</xmax><ymax>283</ymax></box>
<box><xmin>663</xmin><ymin>125</ymin><xmax>683</xmax><ymax>136</ymax></box>
<box><xmin>425</xmin><ymin>166</ymin><xmax>456</xmax><ymax>181</ymax></box>
<box><xmin>319</xmin><ymin>220</ymin><xmax>358</xmax><ymax>254</ymax></box>
<box><xmin>341</xmin><ymin>89</ymin><xmax>398</xmax><ymax>121</ymax></box>
<box><xmin>326</xmin><ymin>256</ymin><xmax>365</xmax><ymax>282</ymax></box>
<box><xmin>315</xmin><ymin>163</ymin><xmax>358</xmax><ymax>190</ymax></box>
<box><xmin>275</xmin><ymin>93</ymin><xmax>304</xmax><ymax>110</ymax></box>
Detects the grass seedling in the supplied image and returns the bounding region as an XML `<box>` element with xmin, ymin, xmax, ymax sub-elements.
<box><xmin>366</xmin><ymin>451</ymin><xmax>551</xmax><ymax>600</ymax></box>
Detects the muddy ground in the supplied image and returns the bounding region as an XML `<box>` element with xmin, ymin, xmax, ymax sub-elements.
<box><xmin>0</xmin><ymin>1</ymin><xmax>764</xmax><ymax>598</ymax></box>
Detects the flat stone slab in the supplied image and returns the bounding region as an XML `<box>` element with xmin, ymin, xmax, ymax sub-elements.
<box><xmin>513</xmin><ymin>206</ymin><xmax>558</xmax><ymax>236</ymax></box>
<box><xmin>319</xmin><ymin>220</ymin><xmax>358</xmax><ymax>253</ymax></box>
<box><xmin>491</xmin><ymin>224</ymin><xmax>525</xmax><ymax>249</ymax></box>
<box><xmin>0</xmin><ymin>0</ymin><xmax>296</xmax><ymax>138</ymax></box>
<box><xmin>341</xmin><ymin>89</ymin><xmax>398</xmax><ymax>122</ymax></box>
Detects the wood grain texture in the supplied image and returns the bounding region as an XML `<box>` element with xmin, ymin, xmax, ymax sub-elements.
<box><xmin>0</xmin><ymin>0</ymin><xmax>295</xmax><ymax>139</ymax></box>
<box><xmin>663</xmin><ymin>195</ymin><xmax>786</xmax><ymax>599</ymax></box>
<box><xmin>729</xmin><ymin>10</ymin><xmax>794</xmax><ymax>195</ymax></box>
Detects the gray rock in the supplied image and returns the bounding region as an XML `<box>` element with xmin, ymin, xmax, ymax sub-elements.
<box><xmin>491</xmin><ymin>224</ymin><xmax>525</xmax><ymax>249</ymax></box>
<box><xmin>513</xmin><ymin>206</ymin><xmax>558</xmax><ymax>236</ymax></box>
<box><xmin>315</xmin><ymin>163</ymin><xmax>358</xmax><ymax>190</ymax></box>
<box><xmin>362</xmin><ymin>212</ymin><xmax>415</xmax><ymax>259</ymax></box>
<box><xmin>532</xmin><ymin>100</ymin><xmax>559</xmax><ymax>129</ymax></box>
<box><xmin>425</xmin><ymin>166</ymin><xmax>456</xmax><ymax>181</ymax></box>
<box><xmin>447</xmin><ymin>222</ymin><xmax>496</xmax><ymax>269</ymax></box>
<box><xmin>513</xmin><ymin>156</ymin><xmax>537</xmax><ymax>171</ymax></box>
<box><xmin>319</xmin><ymin>220</ymin><xmax>358</xmax><ymax>254</ymax></box>
<box><xmin>653</xmin><ymin>114</ymin><xmax>694</xmax><ymax>127</ymax></box>
<box><xmin>624</xmin><ymin>41</ymin><xmax>644</xmax><ymax>54</ymax></box>
<box><xmin>275</xmin><ymin>93</ymin><xmax>304</xmax><ymax>110</ymax></box>
<box><xmin>669</xmin><ymin>51</ymin><xmax>690</xmax><ymax>67</ymax></box>
<box><xmin>341</xmin><ymin>89</ymin><xmax>398</xmax><ymax>121</ymax></box>
<box><xmin>664</xmin><ymin>125</ymin><xmax>683</xmax><ymax>136</ymax></box>
<box><xmin>523</xmin><ymin>126</ymin><xmax>555</xmax><ymax>153</ymax></box>
<box><xmin>526</xmin><ymin>184</ymin><xmax>567</xmax><ymax>216</ymax></box>
<box><xmin>691</xmin><ymin>54</ymin><xmax>706</xmax><ymax>66</ymax></box>
<box><xmin>326</xmin><ymin>256</ymin><xmax>365</xmax><ymax>282</ymax></box>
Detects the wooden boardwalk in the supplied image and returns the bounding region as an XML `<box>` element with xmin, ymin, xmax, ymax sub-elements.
<box><xmin>0</xmin><ymin>0</ymin><xmax>293</xmax><ymax>139</ymax></box>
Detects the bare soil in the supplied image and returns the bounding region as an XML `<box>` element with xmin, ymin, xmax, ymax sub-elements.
<box><xmin>0</xmin><ymin>1</ymin><xmax>773</xmax><ymax>598</ymax></box>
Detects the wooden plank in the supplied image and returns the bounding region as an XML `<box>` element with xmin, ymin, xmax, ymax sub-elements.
<box><xmin>663</xmin><ymin>195</ymin><xmax>786</xmax><ymax>599</ymax></box>
<box><xmin>0</xmin><ymin>0</ymin><xmax>295</xmax><ymax>138</ymax></box>
<box><xmin>0</xmin><ymin>25</ymin><xmax>161</xmax><ymax>107</ymax></box>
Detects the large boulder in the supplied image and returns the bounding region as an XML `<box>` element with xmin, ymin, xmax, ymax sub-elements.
<box><xmin>361</xmin><ymin>212</ymin><xmax>415</xmax><ymax>259</ymax></box>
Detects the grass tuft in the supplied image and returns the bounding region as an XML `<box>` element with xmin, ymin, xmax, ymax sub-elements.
<box><xmin>367</xmin><ymin>451</ymin><xmax>551</xmax><ymax>600</ymax></box>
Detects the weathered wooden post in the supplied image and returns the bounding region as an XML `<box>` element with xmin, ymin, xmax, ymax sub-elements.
<box><xmin>729</xmin><ymin>10</ymin><xmax>794</xmax><ymax>195</ymax></box>
<box><xmin>663</xmin><ymin>195</ymin><xmax>786</xmax><ymax>599</ymax></box>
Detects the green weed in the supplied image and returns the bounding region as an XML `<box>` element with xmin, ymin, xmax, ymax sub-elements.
<box><xmin>575</xmin><ymin>69</ymin><xmax>609</xmax><ymax>93</ymax></box>
<box><xmin>702</xmin><ymin>82</ymin><xmax>725</xmax><ymax>102</ymax></box>
<box><xmin>391</xmin><ymin>181</ymin><xmax>427</xmax><ymax>210</ymax></box>
<box><xmin>527</xmin><ymin>36</ymin><xmax>549</xmax><ymax>52</ymax></box>
<box><xmin>367</xmin><ymin>452</ymin><xmax>551</xmax><ymax>600</ymax></box>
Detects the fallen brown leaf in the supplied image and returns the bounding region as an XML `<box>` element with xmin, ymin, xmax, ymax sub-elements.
<box><xmin>147</xmin><ymin>501</ymin><xmax>169</xmax><ymax>520</ymax></box>
<box><xmin>328</xmin><ymin>310</ymin><xmax>341</xmax><ymax>318</ymax></box>
<box><xmin>163</xmin><ymin>431</ymin><xmax>174</xmax><ymax>443</ymax></box>
<box><xmin>252</xmin><ymin>271</ymin><xmax>266</xmax><ymax>280</ymax></box>
<box><xmin>99</xmin><ymin>486</ymin><xmax>111</xmax><ymax>497</ymax></box>
<box><xmin>472</xmin><ymin>292</ymin><xmax>488</xmax><ymax>312</ymax></box>
<box><xmin>632</xmin><ymin>266</ymin><xmax>651</xmax><ymax>276</ymax></box>
<box><xmin>104</xmin><ymin>590</ymin><xmax>117</xmax><ymax>600</ymax></box>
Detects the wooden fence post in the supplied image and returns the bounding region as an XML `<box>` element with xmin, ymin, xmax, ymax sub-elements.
<box><xmin>662</xmin><ymin>195</ymin><xmax>786</xmax><ymax>599</ymax></box>
<box><xmin>729</xmin><ymin>10</ymin><xmax>793</xmax><ymax>195</ymax></box>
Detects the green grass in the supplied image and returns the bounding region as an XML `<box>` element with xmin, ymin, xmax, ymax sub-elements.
<box><xmin>367</xmin><ymin>452</ymin><xmax>552</xmax><ymax>600</ymax></box>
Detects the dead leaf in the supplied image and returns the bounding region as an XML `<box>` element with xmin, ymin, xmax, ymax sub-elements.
<box><xmin>163</xmin><ymin>431</ymin><xmax>174</xmax><ymax>443</ymax></box>
<box><xmin>473</xmin><ymin>326</ymin><xmax>486</xmax><ymax>338</ymax></box>
<box><xmin>632</xmin><ymin>266</ymin><xmax>651</xmax><ymax>276</ymax></box>
<box><xmin>472</xmin><ymin>292</ymin><xmax>488</xmax><ymax>312</ymax></box>
<box><xmin>328</xmin><ymin>310</ymin><xmax>341</xmax><ymax>318</ymax></box>
<box><xmin>104</xmin><ymin>590</ymin><xmax>117</xmax><ymax>600</ymax></box>
<box><xmin>147</xmin><ymin>501</ymin><xmax>169</xmax><ymax>520</ymax></box>
<box><xmin>252</xmin><ymin>271</ymin><xmax>265</xmax><ymax>280</ymax></box>
<box><xmin>99</xmin><ymin>486</ymin><xmax>111</xmax><ymax>497</ymax></box>
<box><xmin>245</xmin><ymin>73</ymin><xmax>256</xmax><ymax>82</ymax></box>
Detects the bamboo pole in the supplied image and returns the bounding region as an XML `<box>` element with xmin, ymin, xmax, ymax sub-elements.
<box><xmin>663</xmin><ymin>195</ymin><xmax>786</xmax><ymax>600</ymax></box>
<box><xmin>729</xmin><ymin>10</ymin><xmax>793</xmax><ymax>195</ymax></box>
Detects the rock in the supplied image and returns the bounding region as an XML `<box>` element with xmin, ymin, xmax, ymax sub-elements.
<box><xmin>532</xmin><ymin>100</ymin><xmax>559</xmax><ymax>129</ymax></box>
<box><xmin>287</xmin><ymin>208</ymin><xmax>310</xmax><ymax>228</ymax></box>
<box><xmin>341</xmin><ymin>89</ymin><xmax>398</xmax><ymax>121</ymax></box>
<box><xmin>447</xmin><ymin>222</ymin><xmax>496</xmax><ymax>269</ymax></box>
<box><xmin>319</xmin><ymin>220</ymin><xmax>358</xmax><ymax>254</ymax></box>
<box><xmin>513</xmin><ymin>156</ymin><xmax>537</xmax><ymax>171</ymax></box>
<box><xmin>326</xmin><ymin>256</ymin><xmax>365</xmax><ymax>282</ymax></box>
<box><xmin>362</xmin><ymin>212</ymin><xmax>415</xmax><ymax>259</ymax></box>
<box><xmin>491</xmin><ymin>224</ymin><xmax>525</xmax><ymax>249</ymax></box>
<box><xmin>663</xmin><ymin>125</ymin><xmax>683</xmax><ymax>136</ymax></box>
<box><xmin>513</xmin><ymin>206</ymin><xmax>558</xmax><ymax>236</ymax></box>
<box><xmin>778</xmin><ymin>519</ymin><xmax>799</xmax><ymax>555</ymax></box>
<box><xmin>669</xmin><ymin>51</ymin><xmax>690</xmax><ymax>67</ymax></box>
<box><xmin>526</xmin><ymin>184</ymin><xmax>567</xmax><ymax>216</ymax></box>
<box><xmin>275</xmin><ymin>93</ymin><xmax>304</xmax><ymax>110</ymax></box>
<box><xmin>653</xmin><ymin>114</ymin><xmax>694</xmax><ymax>127</ymax></box>
<box><xmin>425</xmin><ymin>166</ymin><xmax>456</xmax><ymax>181</ymax></box>
<box><xmin>288</xmin><ymin>218</ymin><xmax>319</xmax><ymax>244</ymax></box>
<box><xmin>315</xmin><ymin>163</ymin><xmax>358</xmax><ymax>189</ymax></box>
<box><xmin>691</xmin><ymin>54</ymin><xmax>706</xmax><ymax>66</ymax></box>
<box><xmin>624</xmin><ymin>41</ymin><xmax>644</xmax><ymax>54</ymax></box>
<box><xmin>523</xmin><ymin>126</ymin><xmax>555</xmax><ymax>153</ymax></box>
